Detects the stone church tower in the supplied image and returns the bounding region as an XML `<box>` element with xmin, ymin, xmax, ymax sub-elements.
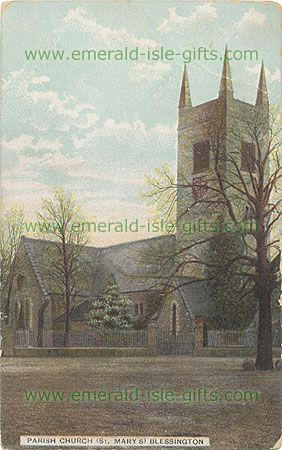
<box><xmin>176</xmin><ymin>50</ymin><xmax>269</xmax><ymax>276</ymax></box>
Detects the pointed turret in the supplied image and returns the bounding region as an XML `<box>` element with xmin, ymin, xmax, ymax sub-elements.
<box><xmin>256</xmin><ymin>61</ymin><xmax>269</xmax><ymax>106</ymax></box>
<box><xmin>219</xmin><ymin>46</ymin><xmax>233</xmax><ymax>98</ymax></box>
<box><xmin>178</xmin><ymin>64</ymin><xmax>192</xmax><ymax>108</ymax></box>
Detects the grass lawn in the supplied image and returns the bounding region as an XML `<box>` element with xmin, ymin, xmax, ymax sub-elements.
<box><xmin>1</xmin><ymin>356</ymin><xmax>281</xmax><ymax>450</ymax></box>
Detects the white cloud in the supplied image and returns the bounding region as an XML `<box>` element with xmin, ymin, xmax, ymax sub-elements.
<box><xmin>27</xmin><ymin>90</ymin><xmax>94</xmax><ymax>119</ymax></box>
<box><xmin>3</xmin><ymin>69</ymin><xmax>99</xmax><ymax>132</ymax></box>
<box><xmin>2</xmin><ymin>155</ymin><xmax>36</xmax><ymax>178</ymax></box>
<box><xmin>57</xmin><ymin>124</ymin><xmax>70</xmax><ymax>132</ymax></box>
<box><xmin>3</xmin><ymin>135</ymin><xmax>63</xmax><ymax>152</ymax></box>
<box><xmin>245</xmin><ymin>64</ymin><xmax>281</xmax><ymax>84</ymax></box>
<box><xmin>63</xmin><ymin>7</ymin><xmax>158</xmax><ymax>49</ymax></box>
<box><xmin>41</xmin><ymin>151</ymin><xmax>84</xmax><ymax>171</ymax></box>
<box><xmin>72</xmin><ymin>118</ymin><xmax>176</xmax><ymax>151</ymax></box>
<box><xmin>2</xmin><ymin>178</ymin><xmax>53</xmax><ymax>214</ymax></box>
<box><xmin>67</xmin><ymin>165</ymin><xmax>145</xmax><ymax>186</ymax></box>
<box><xmin>31</xmin><ymin>76</ymin><xmax>50</xmax><ymax>85</ymax></box>
<box><xmin>150</xmin><ymin>123</ymin><xmax>176</xmax><ymax>141</ymax></box>
<box><xmin>2</xmin><ymin>69</ymin><xmax>24</xmax><ymax>91</ymax></box>
<box><xmin>269</xmin><ymin>68</ymin><xmax>281</xmax><ymax>84</ymax></box>
<box><xmin>3</xmin><ymin>149</ymin><xmax>83</xmax><ymax>183</ymax></box>
<box><xmin>3</xmin><ymin>134</ymin><xmax>34</xmax><ymax>151</ymax></box>
<box><xmin>235</xmin><ymin>7</ymin><xmax>265</xmax><ymax>30</ymax></box>
<box><xmin>33</xmin><ymin>138</ymin><xmax>63</xmax><ymax>152</ymax></box>
<box><xmin>130</xmin><ymin>62</ymin><xmax>171</xmax><ymax>82</ymax></box>
<box><xmin>76</xmin><ymin>112</ymin><xmax>99</xmax><ymax>129</ymax></box>
<box><xmin>2</xmin><ymin>178</ymin><xmax>49</xmax><ymax>194</ymax></box>
<box><xmin>158</xmin><ymin>3</ymin><xmax>218</xmax><ymax>33</ymax></box>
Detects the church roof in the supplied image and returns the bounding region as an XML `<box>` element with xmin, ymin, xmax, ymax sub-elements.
<box><xmin>150</xmin><ymin>276</ymin><xmax>210</xmax><ymax>322</ymax></box>
<box><xmin>20</xmin><ymin>235</ymin><xmax>215</xmax><ymax>322</ymax></box>
<box><xmin>21</xmin><ymin>234</ymin><xmax>176</xmax><ymax>300</ymax></box>
<box><xmin>175</xmin><ymin>277</ymin><xmax>210</xmax><ymax>318</ymax></box>
<box><xmin>22</xmin><ymin>236</ymin><xmax>99</xmax><ymax>299</ymax></box>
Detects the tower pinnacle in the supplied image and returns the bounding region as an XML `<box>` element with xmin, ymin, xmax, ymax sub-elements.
<box><xmin>178</xmin><ymin>64</ymin><xmax>192</xmax><ymax>108</ymax></box>
<box><xmin>219</xmin><ymin>46</ymin><xmax>233</xmax><ymax>97</ymax></box>
<box><xmin>256</xmin><ymin>61</ymin><xmax>269</xmax><ymax>106</ymax></box>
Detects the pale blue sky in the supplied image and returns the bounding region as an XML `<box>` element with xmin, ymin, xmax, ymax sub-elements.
<box><xmin>1</xmin><ymin>1</ymin><xmax>281</xmax><ymax>244</ymax></box>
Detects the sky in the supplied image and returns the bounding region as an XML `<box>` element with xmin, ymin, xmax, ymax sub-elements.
<box><xmin>1</xmin><ymin>1</ymin><xmax>281</xmax><ymax>245</ymax></box>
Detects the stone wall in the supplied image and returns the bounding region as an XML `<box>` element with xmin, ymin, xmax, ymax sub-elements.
<box><xmin>156</xmin><ymin>291</ymin><xmax>193</xmax><ymax>334</ymax></box>
<box><xmin>177</xmin><ymin>83</ymin><xmax>269</xmax><ymax>279</ymax></box>
<box><xmin>6</xmin><ymin>241</ymin><xmax>52</xmax><ymax>332</ymax></box>
<box><xmin>13</xmin><ymin>347</ymin><xmax>148</xmax><ymax>358</ymax></box>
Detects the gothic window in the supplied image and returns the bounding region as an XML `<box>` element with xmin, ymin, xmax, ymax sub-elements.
<box><xmin>140</xmin><ymin>303</ymin><xmax>144</xmax><ymax>316</ymax></box>
<box><xmin>134</xmin><ymin>303</ymin><xmax>139</xmax><ymax>315</ymax></box>
<box><xmin>192</xmin><ymin>176</ymin><xmax>208</xmax><ymax>199</ymax></box>
<box><xmin>17</xmin><ymin>274</ymin><xmax>25</xmax><ymax>291</ymax></box>
<box><xmin>193</xmin><ymin>141</ymin><xmax>210</xmax><ymax>173</ymax></box>
<box><xmin>241</xmin><ymin>141</ymin><xmax>256</xmax><ymax>172</ymax></box>
<box><xmin>203</xmin><ymin>323</ymin><xmax>208</xmax><ymax>347</ymax></box>
<box><xmin>243</xmin><ymin>204</ymin><xmax>255</xmax><ymax>221</ymax></box>
<box><xmin>16</xmin><ymin>298</ymin><xmax>25</xmax><ymax>329</ymax></box>
<box><xmin>171</xmin><ymin>303</ymin><xmax>177</xmax><ymax>334</ymax></box>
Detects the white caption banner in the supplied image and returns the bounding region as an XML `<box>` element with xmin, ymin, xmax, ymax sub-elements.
<box><xmin>20</xmin><ymin>436</ymin><xmax>210</xmax><ymax>447</ymax></box>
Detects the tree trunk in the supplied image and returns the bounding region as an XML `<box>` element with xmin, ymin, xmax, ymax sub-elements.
<box><xmin>64</xmin><ymin>298</ymin><xmax>71</xmax><ymax>347</ymax></box>
<box><xmin>255</xmin><ymin>289</ymin><xmax>273</xmax><ymax>370</ymax></box>
<box><xmin>37</xmin><ymin>317</ymin><xmax>43</xmax><ymax>348</ymax></box>
<box><xmin>37</xmin><ymin>297</ymin><xmax>50</xmax><ymax>347</ymax></box>
<box><xmin>5</xmin><ymin>280</ymin><xmax>13</xmax><ymax>325</ymax></box>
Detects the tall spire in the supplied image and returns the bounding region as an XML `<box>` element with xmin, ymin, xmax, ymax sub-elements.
<box><xmin>178</xmin><ymin>64</ymin><xmax>192</xmax><ymax>108</ymax></box>
<box><xmin>219</xmin><ymin>46</ymin><xmax>233</xmax><ymax>97</ymax></box>
<box><xmin>256</xmin><ymin>61</ymin><xmax>269</xmax><ymax>106</ymax></box>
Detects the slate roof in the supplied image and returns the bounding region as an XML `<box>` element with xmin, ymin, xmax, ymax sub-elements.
<box><xmin>21</xmin><ymin>234</ymin><xmax>175</xmax><ymax>298</ymax></box>
<box><xmin>175</xmin><ymin>277</ymin><xmax>210</xmax><ymax>318</ymax></box>
<box><xmin>57</xmin><ymin>298</ymin><xmax>93</xmax><ymax>322</ymax></box>
<box><xmin>21</xmin><ymin>235</ymin><xmax>211</xmax><ymax>322</ymax></box>
<box><xmin>150</xmin><ymin>276</ymin><xmax>210</xmax><ymax>322</ymax></box>
<box><xmin>22</xmin><ymin>236</ymin><xmax>99</xmax><ymax>299</ymax></box>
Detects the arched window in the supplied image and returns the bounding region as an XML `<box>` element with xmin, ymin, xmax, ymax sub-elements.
<box><xmin>203</xmin><ymin>323</ymin><xmax>208</xmax><ymax>347</ymax></box>
<box><xmin>16</xmin><ymin>299</ymin><xmax>25</xmax><ymax>329</ymax></box>
<box><xmin>172</xmin><ymin>303</ymin><xmax>177</xmax><ymax>334</ymax></box>
<box><xmin>140</xmin><ymin>303</ymin><xmax>144</xmax><ymax>316</ymax></box>
<box><xmin>134</xmin><ymin>303</ymin><xmax>139</xmax><ymax>315</ymax></box>
<box><xmin>17</xmin><ymin>274</ymin><xmax>25</xmax><ymax>291</ymax></box>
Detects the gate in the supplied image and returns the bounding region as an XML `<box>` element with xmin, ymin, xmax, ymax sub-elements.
<box><xmin>157</xmin><ymin>330</ymin><xmax>194</xmax><ymax>356</ymax></box>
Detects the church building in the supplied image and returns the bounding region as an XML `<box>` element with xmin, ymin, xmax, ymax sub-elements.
<box><xmin>7</xmin><ymin>52</ymin><xmax>269</xmax><ymax>353</ymax></box>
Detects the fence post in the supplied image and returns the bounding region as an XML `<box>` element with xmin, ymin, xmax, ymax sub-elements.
<box><xmin>2</xmin><ymin>324</ymin><xmax>15</xmax><ymax>356</ymax></box>
<box><xmin>147</xmin><ymin>323</ymin><xmax>157</xmax><ymax>356</ymax></box>
<box><xmin>194</xmin><ymin>324</ymin><xmax>204</xmax><ymax>356</ymax></box>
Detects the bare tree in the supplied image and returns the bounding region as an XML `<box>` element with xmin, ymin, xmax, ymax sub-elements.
<box><xmin>37</xmin><ymin>186</ymin><xmax>89</xmax><ymax>346</ymax></box>
<box><xmin>143</xmin><ymin>107</ymin><xmax>281</xmax><ymax>370</ymax></box>
<box><xmin>0</xmin><ymin>205</ymin><xmax>25</xmax><ymax>324</ymax></box>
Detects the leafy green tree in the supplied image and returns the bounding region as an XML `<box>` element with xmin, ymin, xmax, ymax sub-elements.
<box><xmin>203</xmin><ymin>234</ymin><xmax>257</xmax><ymax>329</ymax></box>
<box><xmin>87</xmin><ymin>278</ymin><xmax>132</xmax><ymax>330</ymax></box>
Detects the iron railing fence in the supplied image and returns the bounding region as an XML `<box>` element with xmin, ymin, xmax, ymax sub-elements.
<box><xmin>14</xmin><ymin>330</ymin><xmax>147</xmax><ymax>348</ymax></box>
<box><xmin>207</xmin><ymin>328</ymin><xmax>281</xmax><ymax>348</ymax></box>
